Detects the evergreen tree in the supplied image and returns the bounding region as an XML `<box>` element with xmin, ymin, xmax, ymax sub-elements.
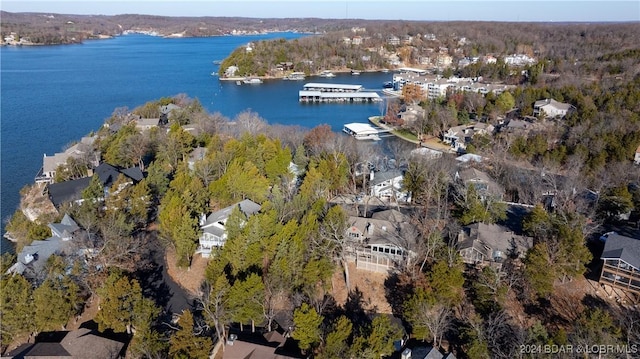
<box><xmin>524</xmin><ymin>243</ymin><xmax>555</xmax><ymax>298</ymax></box>
<box><xmin>319</xmin><ymin>316</ymin><xmax>352</xmax><ymax>359</ymax></box>
<box><xmin>169</xmin><ymin>310</ymin><xmax>212</xmax><ymax>359</ymax></box>
<box><xmin>0</xmin><ymin>275</ymin><xmax>35</xmax><ymax>347</ymax></box>
<box><xmin>292</xmin><ymin>303</ymin><xmax>324</xmax><ymax>353</ymax></box>
<box><xmin>33</xmin><ymin>278</ymin><xmax>79</xmax><ymax>331</ymax></box>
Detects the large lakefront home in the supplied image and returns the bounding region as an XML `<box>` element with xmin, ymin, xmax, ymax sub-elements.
<box><xmin>197</xmin><ymin>199</ymin><xmax>261</xmax><ymax>258</ymax></box>
<box><xmin>35</xmin><ymin>135</ymin><xmax>101</xmax><ymax>185</ymax></box>
<box><xmin>45</xmin><ymin>163</ymin><xmax>144</xmax><ymax>208</ymax></box>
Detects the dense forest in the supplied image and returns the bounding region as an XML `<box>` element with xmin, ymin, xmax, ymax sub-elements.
<box><xmin>2</xmin><ymin>16</ymin><xmax>640</xmax><ymax>359</ymax></box>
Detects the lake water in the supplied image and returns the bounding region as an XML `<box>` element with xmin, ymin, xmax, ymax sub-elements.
<box><xmin>0</xmin><ymin>33</ymin><xmax>395</xmax><ymax>253</ymax></box>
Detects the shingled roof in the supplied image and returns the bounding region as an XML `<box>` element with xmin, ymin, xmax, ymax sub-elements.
<box><xmin>601</xmin><ymin>233</ymin><xmax>640</xmax><ymax>270</ymax></box>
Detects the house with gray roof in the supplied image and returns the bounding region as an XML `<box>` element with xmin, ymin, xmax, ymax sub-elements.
<box><xmin>443</xmin><ymin>123</ymin><xmax>494</xmax><ymax>152</ymax></box>
<box><xmin>133</xmin><ymin>117</ymin><xmax>160</xmax><ymax>131</ymax></box>
<box><xmin>369</xmin><ymin>170</ymin><xmax>410</xmax><ymax>203</ymax></box>
<box><xmin>46</xmin><ymin>163</ymin><xmax>144</xmax><ymax>208</ymax></box>
<box><xmin>455</xmin><ymin>167</ymin><xmax>504</xmax><ymax>200</ymax></box>
<box><xmin>2</xmin><ymin>328</ymin><xmax>127</xmax><ymax>359</ymax></box>
<box><xmin>223</xmin><ymin>328</ymin><xmax>303</xmax><ymax>359</ymax></box>
<box><xmin>533</xmin><ymin>98</ymin><xmax>575</xmax><ymax>119</ymax></box>
<box><xmin>197</xmin><ymin>199</ymin><xmax>261</xmax><ymax>258</ymax></box>
<box><xmin>345</xmin><ymin>209</ymin><xmax>418</xmax><ymax>273</ymax></box>
<box><xmin>456</xmin><ymin>223</ymin><xmax>533</xmax><ymax>268</ymax></box>
<box><xmin>599</xmin><ymin>233</ymin><xmax>640</xmax><ymax>295</ymax></box>
<box><xmin>35</xmin><ymin>136</ymin><xmax>100</xmax><ymax>185</ymax></box>
<box><xmin>6</xmin><ymin>214</ymin><xmax>79</xmax><ymax>278</ymax></box>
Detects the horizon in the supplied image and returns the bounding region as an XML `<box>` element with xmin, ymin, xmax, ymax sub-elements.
<box><xmin>1</xmin><ymin>1</ymin><xmax>639</xmax><ymax>22</ymax></box>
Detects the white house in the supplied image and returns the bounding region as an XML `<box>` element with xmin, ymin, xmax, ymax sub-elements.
<box><xmin>533</xmin><ymin>98</ymin><xmax>576</xmax><ymax>119</ymax></box>
<box><xmin>197</xmin><ymin>199</ymin><xmax>261</xmax><ymax>257</ymax></box>
<box><xmin>635</xmin><ymin>145</ymin><xmax>640</xmax><ymax>165</ymax></box>
<box><xmin>369</xmin><ymin>171</ymin><xmax>410</xmax><ymax>203</ymax></box>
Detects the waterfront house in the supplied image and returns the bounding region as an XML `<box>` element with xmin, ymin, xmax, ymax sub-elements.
<box><xmin>160</xmin><ymin>103</ymin><xmax>181</xmax><ymax>124</ymax></box>
<box><xmin>599</xmin><ymin>233</ymin><xmax>640</xmax><ymax>295</ymax></box>
<box><xmin>35</xmin><ymin>135</ymin><xmax>100</xmax><ymax>185</ymax></box>
<box><xmin>134</xmin><ymin>117</ymin><xmax>160</xmax><ymax>131</ymax></box>
<box><xmin>46</xmin><ymin>163</ymin><xmax>144</xmax><ymax>208</ymax></box>
<box><xmin>456</xmin><ymin>223</ymin><xmax>533</xmax><ymax>268</ymax></box>
<box><xmin>345</xmin><ymin>210</ymin><xmax>418</xmax><ymax>273</ymax></box>
<box><xmin>533</xmin><ymin>98</ymin><xmax>576</xmax><ymax>119</ymax></box>
<box><xmin>197</xmin><ymin>199</ymin><xmax>261</xmax><ymax>258</ymax></box>
<box><xmin>6</xmin><ymin>214</ymin><xmax>79</xmax><ymax>278</ymax></box>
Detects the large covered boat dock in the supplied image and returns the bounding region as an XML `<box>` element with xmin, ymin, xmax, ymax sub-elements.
<box><xmin>299</xmin><ymin>83</ymin><xmax>381</xmax><ymax>103</ymax></box>
<box><xmin>343</xmin><ymin>123</ymin><xmax>386</xmax><ymax>140</ymax></box>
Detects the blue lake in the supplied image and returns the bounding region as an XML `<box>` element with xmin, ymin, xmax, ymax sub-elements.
<box><xmin>0</xmin><ymin>33</ymin><xmax>395</xmax><ymax>253</ymax></box>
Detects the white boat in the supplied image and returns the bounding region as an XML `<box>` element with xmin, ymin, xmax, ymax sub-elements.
<box><xmin>283</xmin><ymin>72</ymin><xmax>306</xmax><ymax>80</ymax></box>
<box><xmin>351</xmin><ymin>70</ymin><xmax>361</xmax><ymax>76</ymax></box>
<box><xmin>319</xmin><ymin>70</ymin><xmax>336</xmax><ymax>78</ymax></box>
<box><xmin>243</xmin><ymin>77</ymin><xmax>263</xmax><ymax>84</ymax></box>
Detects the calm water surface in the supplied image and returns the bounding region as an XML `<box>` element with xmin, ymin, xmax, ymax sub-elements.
<box><xmin>0</xmin><ymin>33</ymin><xmax>395</xmax><ymax>253</ymax></box>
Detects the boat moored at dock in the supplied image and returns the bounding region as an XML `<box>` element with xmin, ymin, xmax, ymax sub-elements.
<box><xmin>283</xmin><ymin>72</ymin><xmax>306</xmax><ymax>80</ymax></box>
<box><xmin>243</xmin><ymin>77</ymin><xmax>263</xmax><ymax>84</ymax></box>
<box><xmin>319</xmin><ymin>70</ymin><xmax>336</xmax><ymax>78</ymax></box>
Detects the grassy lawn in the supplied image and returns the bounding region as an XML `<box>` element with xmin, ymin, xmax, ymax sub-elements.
<box><xmin>369</xmin><ymin>116</ymin><xmax>419</xmax><ymax>143</ymax></box>
<box><xmin>394</xmin><ymin>128</ymin><xmax>418</xmax><ymax>142</ymax></box>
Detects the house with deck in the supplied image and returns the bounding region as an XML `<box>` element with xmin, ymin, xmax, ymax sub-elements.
<box><xmin>345</xmin><ymin>210</ymin><xmax>418</xmax><ymax>273</ymax></box>
<box><xmin>456</xmin><ymin>223</ymin><xmax>533</xmax><ymax>268</ymax></box>
<box><xmin>35</xmin><ymin>135</ymin><xmax>100</xmax><ymax>185</ymax></box>
<box><xmin>197</xmin><ymin>199</ymin><xmax>261</xmax><ymax>258</ymax></box>
<box><xmin>599</xmin><ymin>233</ymin><xmax>640</xmax><ymax>295</ymax></box>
